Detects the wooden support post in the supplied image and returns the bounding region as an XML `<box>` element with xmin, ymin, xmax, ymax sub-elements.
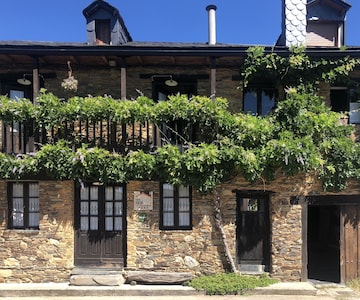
<box><xmin>210</xmin><ymin>57</ymin><xmax>216</xmax><ymax>99</ymax></box>
<box><xmin>32</xmin><ymin>57</ymin><xmax>39</xmax><ymax>103</ymax></box>
<box><xmin>121</xmin><ymin>57</ymin><xmax>127</xmax><ymax>100</ymax></box>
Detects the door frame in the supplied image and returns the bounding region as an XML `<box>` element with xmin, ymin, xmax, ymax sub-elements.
<box><xmin>74</xmin><ymin>182</ymin><xmax>127</xmax><ymax>268</ymax></box>
<box><xmin>235</xmin><ymin>190</ymin><xmax>271</xmax><ymax>272</ymax></box>
<box><xmin>301</xmin><ymin>195</ymin><xmax>360</xmax><ymax>283</ymax></box>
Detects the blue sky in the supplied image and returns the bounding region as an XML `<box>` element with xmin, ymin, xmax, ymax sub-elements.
<box><xmin>0</xmin><ymin>0</ymin><xmax>359</xmax><ymax>46</ymax></box>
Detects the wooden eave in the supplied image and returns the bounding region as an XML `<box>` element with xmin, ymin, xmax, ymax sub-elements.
<box><xmin>0</xmin><ymin>42</ymin><xmax>360</xmax><ymax>68</ymax></box>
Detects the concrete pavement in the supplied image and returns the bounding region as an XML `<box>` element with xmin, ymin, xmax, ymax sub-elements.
<box><xmin>0</xmin><ymin>281</ymin><xmax>358</xmax><ymax>299</ymax></box>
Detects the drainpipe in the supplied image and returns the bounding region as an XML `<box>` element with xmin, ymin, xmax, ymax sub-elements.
<box><xmin>206</xmin><ymin>5</ymin><xmax>217</xmax><ymax>99</ymax></box>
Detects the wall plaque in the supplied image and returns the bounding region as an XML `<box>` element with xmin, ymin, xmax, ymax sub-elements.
<box><xmin>134</xmin><ymin>191</ymin><xmax>153</xmax><ymax>211</ymax></box>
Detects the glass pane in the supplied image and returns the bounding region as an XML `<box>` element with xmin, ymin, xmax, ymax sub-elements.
<box><xmin>163</xmin><ymin>212</ymin><xmax>174</xmax><ymax>226</ymax></box>
<box><xmin>261</xmin><ymin>91</ymin><xmax>275</xmax><ymax>116</ymax></box>
<box><xmin>163</xmin><ymin>198</ymin><xmax>174</xmax><ymax>212</ymax></box>
<box><xmin>105</xmin><ymin>202</ymin><xmax>113</xmax><ymax>216</ymax></box>
<box><xmin>178</xmin><ymin>185</ymin><xmax>189</xmax><ymax>197</ymax></box>
<box><xmin>29</xmin><ymin>183</ymin><xmax>38</xmax><ymax>197</ymax></box>
<box><xmin>10</xmin><ymin>90</ymin><xmax>24</xmax><ymax>100</ymax></box>
<box><xmin>105</xmin><ymin>217</ymin><xmax>113</xmax><ymax>231</ymax></box>
<box><xmin>90</xmin><ymin>217</ymin><xmax>98</xmax><ymax>230</ymax></box>
<box><xmin>29</xmin><ymin>212</ymin><xmax>39</xmax><ymax>227</ymax></box>
<box><xmin>12</xmin><ymin>183</ymin><xmax>23</xmax><ymax>197</ymax></box>
<box><xmin>80</xmin><ymin>187</ymin><xmax>89</xmax><ymax>200</ymax></box>
<box><xmin>80</xmin><ymin>202</ymin><xmax>89</xmax><ymax>215</ymax></box>
<box><xmin>179</xmin><ymin>212</ymin><xmax>190</xmax><ymax>226</ymax></box>
<box><xmin>90</xmin><ymin>187</ymin><xmax>98</xmax><ymax>200</ymax></box>
<box><xmin>105</xmin><ymin>186</ymin><xmax>113</xmax><ymax>201</ymax></box>
<box><xmin>179</xmin><ymin>198</ymin><xmax>189</xmax><ymax>212</ymax></box>
<box><xmin>114</xmin><ymin>186</ymin><xmax>123</xmax><ymax>201</ymax></box>
<box><xmin>90</xmin><ymin>202</ymin><xmax>98</xmax><ymax>215</ymax></box>
<box><xmin>244</xmin><ymin>90</ymin><xmax>257</xmax><ymax>115</ymax></box>
<box><xmin>81</xmin><ymin>217</ymin><xmax>88</xmax><ymax>231</ymax></box>
<box><xmin>13</xmin><ymin>198</ymin><xmax>24</xmax><ymax>213</ymax></box>
<box><xmin>29</xmin><ymin>197</ymin><xmax>39</xmax><ymax>212</ymax></box>
<box><xmin>13</xmin><ymin>212</ymin><xmax>24</xmax><ymax>227</ymax></box>
<box><xmin>162</xmin><ymin>183</ymin><xmax>174</xmax><ymax>197</ymax></box>
<box><xmin>114</xmin><ymin>217</ymin><xmax>122</xmax><ymax>231</ymax></box>
<box><xmin>241</xmin><ymin>198</ymin><xmax>259</xmax><ymax>212</ymax></box>
<box><xmin>115</xmin><ymin>202</ymin><xmax>123</xmax><ymax>215</ymax></box>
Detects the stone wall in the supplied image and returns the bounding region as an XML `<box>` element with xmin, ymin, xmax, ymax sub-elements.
<box><xmin>0</xmin><ymin>181</ymin><xmax>74</xmax><ymax>283</ymax></box>
<box><xmin>126</xmin><ymin>181</ymin><xmax>225</xmax><ymax>275</ymax></box>
<box><xmin>41</xmin><ymin>64</ymin><xmax>241</xmax><ymax>109</ymax></box>
<box><xmin>0</xmin><ymin>176</ymin><xmax>359</xmax><ymax>282</ymax></box>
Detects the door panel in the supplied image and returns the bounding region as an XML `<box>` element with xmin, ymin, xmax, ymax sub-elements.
<box><xmin>75</xmin><ymin>184</ymin><xmax>125</xmax><ymax>267</ymax></box>
<box><xmin>236</xmin><ymin>194</ymin><xmax>270</xmax><ymax>270</ymax></box>
<box><xmin>343</xmin><ymin>205</ymin><xmax>360</xmax><ymax>281</ymax></box>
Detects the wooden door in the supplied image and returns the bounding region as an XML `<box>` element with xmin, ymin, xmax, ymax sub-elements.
<box><xmin>236</xmin><ymin>194</ymin><xmax>270</xmax><ymax>270</ymax></box>
<box><xmin>343</xmin><ymin>205</ymin><xmax>360</xmax><ymax>282</ymax></box>
<box><xmin>74</xmin><ymin>184</ymin><xmax>125</xmax><ymax>267</ymax></box>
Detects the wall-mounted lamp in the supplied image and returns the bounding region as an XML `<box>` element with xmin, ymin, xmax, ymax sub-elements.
<box><xmin>151</xmin><ymin>75</ymin><xmax>178</xmax><ymax>87</ymax></box>
<box><xmin>17</xmin><ymin>74</ymin><xmax>32</xmax><ymax>86</ymax></box>
<box><xmin>309</xmin><ymin>16</ymin><xmax>319</xmax><ymax>21</ymax></box>
<box><xmin>165</xmin><ymin>76</ymin><xmax>178</xmax><ymax>87</ymax></box>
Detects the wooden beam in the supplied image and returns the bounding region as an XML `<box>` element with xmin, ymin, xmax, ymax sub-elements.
<box><xmin>32</xmin><ymin>57</ymin><xmax>39</xmax><ymax>103</ymax></box>
<box><xmin>210</xmin><ymin>57</ymin><xmax>216</xmax><ymax>98</ymax></box>
<box><xmin>120</xmin><ymin>57</ymin><xmax>127</xmax><ymax>100</ymax></box>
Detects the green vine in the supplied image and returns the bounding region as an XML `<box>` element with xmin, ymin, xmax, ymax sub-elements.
<box><xmin>0</xmin><ymin>47</ymin><xmax>359</xmax><ymax>192</ymax></box>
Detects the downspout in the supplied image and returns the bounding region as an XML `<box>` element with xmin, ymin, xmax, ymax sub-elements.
<box><xmin>206</xmin><ymin>5</ymin><xmax>217</xmax><ymax>98</ymax></box>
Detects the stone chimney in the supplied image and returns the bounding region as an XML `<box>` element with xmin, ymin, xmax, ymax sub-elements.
<box><xmin>280</xmin><ymin>0</ymin><xmax>307</xmax><ymax>47</ymax></box>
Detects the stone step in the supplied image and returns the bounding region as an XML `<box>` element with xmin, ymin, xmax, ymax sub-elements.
<box><xmin>70</xmin><ymin>267</ymin><xmax>126</xmax><ymax>286</ymax></box>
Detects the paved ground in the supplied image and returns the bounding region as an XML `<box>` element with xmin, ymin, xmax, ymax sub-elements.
<box><xmin>0</xmin><ymin>282</ymin><xmax>359</xmax><ymax>300</ymax></box>
<box><xmin>0</xmin><ymin>296</ymin><xmax>359</xmax><ymax>300</ymax></box>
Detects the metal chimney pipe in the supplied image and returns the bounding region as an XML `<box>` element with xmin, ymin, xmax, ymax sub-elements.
<box><xmin>206</xmin><ymin>5</ymin><xmax>217</xmax><ymax>45</ymax></box>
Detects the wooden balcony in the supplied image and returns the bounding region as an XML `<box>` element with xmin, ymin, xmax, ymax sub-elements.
<box><xmin>1</xmin><ymin>119</ymin><xmax>198</xmax><ymax>155</ymax></box>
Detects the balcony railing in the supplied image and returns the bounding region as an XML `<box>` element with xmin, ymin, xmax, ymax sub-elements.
<box><xmin>1</xmin><ymin>119</ymin><xmax>199</xmax><ymax>155</ymax></box>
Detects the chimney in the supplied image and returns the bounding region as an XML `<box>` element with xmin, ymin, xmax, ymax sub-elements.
<box><xmin>281</xmin><ymin>0</ymin><xmax>307</xmax><ymax>47</ymax></box>
<box><xmin>206</xmin><ymin>5</ymin><xmax>217</xmax><ymax>45</ymax></box>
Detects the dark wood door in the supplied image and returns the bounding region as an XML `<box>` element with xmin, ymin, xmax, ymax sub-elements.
<box><xmin>236</xmin><ymin>194</ymin><xmax>270</xmax><ymax>270</ymax></box>
<box><xmin>343</xmin><ymin>205</ymin><xmax>360</xmax><ymax>282</ymax></box>
<box><xmin>75</xmin><ymin>184</ymin><xmax>125</xmax><ymax>267</ymax></box>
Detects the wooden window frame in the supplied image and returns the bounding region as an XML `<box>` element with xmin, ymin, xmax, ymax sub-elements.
<box><xmin>243</xmin><ymin>86</ymin><xmax>277</xmax><ymax>116</ymax></box>
<box><xmin>8</xmin><ymin>182</ymin><xmax>39</xmax><ymax>230</ymax></box>
<box><xmin>160</xmin><ymin>183</ymin><xmax>192</xmax><ymax>230</ymax></box>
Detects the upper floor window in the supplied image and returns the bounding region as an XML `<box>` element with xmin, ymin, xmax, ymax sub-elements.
<box><xmin>152</xmin><ymin>78</ymin><xmax>198</xmax><ymax>147</ymax></box>
<box><xmin>243</xmin><ymin>87</ymin><xmax>277</xmax><ymax>116</ymax></box>
<box><xmin>95</xmin><ymin>19</ymin><xmax>111</xmax><ymax>45</ymax></box>
<box><xmin>331</xmin><ymin>87</ymin><xmax>360</xmax><ymax>124</ymax></box>
<box><xmin>8</xmin><ymin>182</ymin><xmax>39</xmax><ymax>229</ymax></box>
<box><xmin>160</xmin><ymin>183</ymin><xmax>192</xmax><ymax>230</ymax></box>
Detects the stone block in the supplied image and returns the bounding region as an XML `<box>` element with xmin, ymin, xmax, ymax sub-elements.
<box><xmin>126</xmin><ymin>271</ymin><xmax>193</xmax><ymax>284</ymax></box>
<box><xmin>70</xmin><ymin>274</ymin><xmax>125</xmax><ymax>286</ymax></box>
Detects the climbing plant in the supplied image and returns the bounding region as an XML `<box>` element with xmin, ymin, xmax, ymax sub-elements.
<box><xmin>0</xmin><ymin>47</ymin><xmax>360</xmax><ymax>192</ymax></box>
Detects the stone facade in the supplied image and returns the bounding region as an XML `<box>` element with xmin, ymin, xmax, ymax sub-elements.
<box><xmin>0</xmin><ymin>181</ymin><xmax>74</xmax><ymax>283</ymax></box>
<box><xmin>0</xmin><ymin>172</ymin><xmax>359</xmax><ymax>283</ymax></box>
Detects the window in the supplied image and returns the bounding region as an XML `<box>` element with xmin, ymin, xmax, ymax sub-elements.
<box><xmin>152</xmin><ymin>79</ymin><xmax>198</xmax><ymax>147</ymax></box>
<box><xmin>331</xmin><ymin>87</ymin><xmax>360</xmax><ymax>124</ymax></box>
<box><xmin>8</xmin><ymin>182</ymin><xmax>39</xmax><ymax>229</ymax></box>
<box><xmin>243</xmin><ymin>87</ymin><xmax>277</xmax><ymax>116</ymax></box>
<box><xmin>78</xmin><ymin>184</ymin><xmax>124</xmax><ymax>232</ymax></box>
<box><xmin>160</xmin><ymin>183</ymin><xmax>192</xmax><ymax>230</ymax></box>
<box><xmin>95</xmin><ymin>19</ymin><xmax>111</xmax><ymax>45</ymax></box>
